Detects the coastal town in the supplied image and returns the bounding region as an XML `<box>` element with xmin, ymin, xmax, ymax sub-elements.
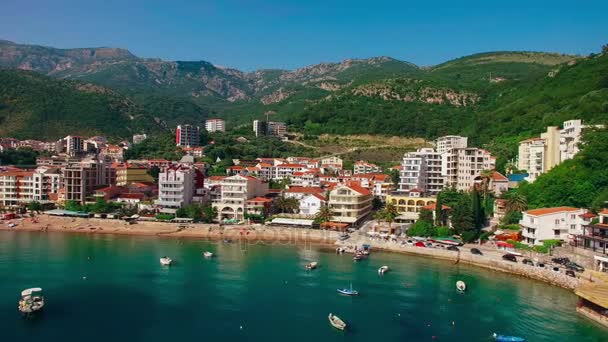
<box><xmin>1</xmin><ymin>117</ymin><xmax>608</xmax><ymax>329</ymax></box>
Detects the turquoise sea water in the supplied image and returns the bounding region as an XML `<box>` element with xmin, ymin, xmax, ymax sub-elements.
<box><xmin>1</xmin><ymin>231</ymin><xmax>606</xmax><ymax>341</ymax></box>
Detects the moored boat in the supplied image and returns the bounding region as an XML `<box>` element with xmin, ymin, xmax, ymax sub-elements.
<box><xmin>337</xmin><ymin>283</ymin><xmax>359</xmax><ymax>296</ymax></box>
<box><xmin>378</xmin><ymin>265</ymin><xmax>390</xmax><ymax>275</ymax></box>
<box><xmin>18</xmin><ymin>288</ymin><xmax>44</xmax><ymax>314</ymax></box>
<box><xmin>456</xmin><ymin>280</ymin><xmax>466</xmax><ymax>291</ymax></box>
<box><xmin>160</xmin><ymin>256</ymin><xmax>173</xmax><ymax>265</ymax></box>
<box><xmin>328</xmin><ymin>313</ymin><xmax>346</xmax><ymax>330</ymax></box>
<box><xmin>353</xmin><ymin>254</ymin><xmax>363</xmax><ymax>261</ymax></box>
<box><xmin>203</xmin><ymin>251</ymin><xmax>214</xmax><ymax>258</ymax></box>
<box><xmin>306</xmin><ymin>261</ymin><xmax>318</xmax><ymax>270</ymax></box>
<box><xmin>493</xmin><ymin>333</ymin><xmax>525</xmax><ymax>342</ymax></box>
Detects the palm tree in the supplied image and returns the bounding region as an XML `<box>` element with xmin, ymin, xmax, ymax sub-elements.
<box><xmin>274</xmin><ymin>196</ymin><xmax>300</xmax><ymax>214</ymax></box>
<box><xmin>315</xmin><ymin>205</ymin><xmax>334</xmax><ymax>225</ymax></box>
<box><xmin>505</xmin><ymin>192</ymin><xmax>528</xmax><ymax>213</ymax></box>
<box><xmin>375</xmin><ymin>203</ymin><xmax>399</xmax><ymax>230</ymax></box>
<box><xmin>479</xmin><ymin>169</ymin><xmax>494</xmax><ymax>198</ymax></box>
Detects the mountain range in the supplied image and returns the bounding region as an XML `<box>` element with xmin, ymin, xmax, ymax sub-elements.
<box><xmin>1</xmin><ymin>39</ymin><xmax>607</xmax><ymax>165</ymax></box>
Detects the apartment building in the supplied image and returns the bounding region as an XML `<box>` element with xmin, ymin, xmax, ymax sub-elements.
<box><xmin>435</xmin><ymin>135</ymin><xmax>468</xmax><ymax>154</ymax></box>
<box><xmin>520</xmin><ymin>207</ymin><xmax>588</xmax><ymax>246</ymax></box>
<box><xmin>298</xmin><ymin>193</ymin><xmax>327</xmax><ymax>216</ymax></box>
<box><xmin>133</xmin><ymin>134</ymin><xmax>147</xmax><ymax>144</ymax></box>
<box><xmin>252</xmin><ymin>120</ymin><xmax>287</xmax><ymax>137</ymax></box>
<box><xmin>517</xmin><ymin>138</ymin><xmax>546</xmax><ymax>182</ymax></box>
<box><xmin>328</xmin><ymin>184</ymin><xmax>372</xmax><ymax>224</ymax></box>
<box><xmin>212</xmin><ymin>175</ymin><xmax>269</xmax><ymax>221</ymax></box>
<box><xmin>441</xmin><ymin>148</ymin><xmax>495</xmax><ymax>191</ymax></box>
<box><xmin>176</xmin><ymin>124</ymin><xmax>200</xmax><ymax>147</ymax></box>
<box><xmin>320</xmin><ymin>156</ymin><xmax>343</xmax><ymax>169</ymax></box>
<box><xmin>353</xmin><ymin>160</ymin><xmax>382</xmax><ymax>175</ymax></box>
<box><xmin>399</xmin><ymin>148</ymin><xmax>444</xmax><ymax>196</ymax></box>
<box><xmin>291</xmin><ymin>171</ymin><xmax>320</xmax><ymax>187</ymax></box>
<box><xmin>574</xmin><ymin>209</ymin><xmax>608</xmax><ymax>255</ymax></box>
<box><xmin>386</xmin><ymin>190</ymin><xmax>437</xmax><ymax>221</ymax></box>
<box><xmin>272</xmin><ymin>164</ymin><xmax>308</xmax><ymax>180</ymax></box>
<box><xmin>59</xmin><ymin>135</ymin><xmax>84</xmax><ymax>156</ymax></box>
<box><xmin>154</xmin><ymin>166</ymin><xmax>202</xmax><ymax>214</ymax></box>
<box><xmin>205</xmin><ymin>118</ymin><xmax>226</xmax><ymax>132</ymax></box>
<box><xmin>115</xmin><ymin>165</ymin><xmax>154</xmax><ymax>186</ymax></box>
<box><xmin>0</xmin><ymin>168</ymin><xmax>61</xmax><ymax>207</ymax></box>
<box><xmin>62</xmin><ymin>158</ymin><xmax>114</xmax><ymax>203</ymax></box>
<box><xmin>560</xmin><ymin>119</ymin><xmax>604</xmax><ymax>162</ymax></box>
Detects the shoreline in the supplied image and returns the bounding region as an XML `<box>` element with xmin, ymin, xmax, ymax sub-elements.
<box><xmin>1</xmin><ymin>215</ymin><xmax>587</xmax><ymax>291</ymax></box>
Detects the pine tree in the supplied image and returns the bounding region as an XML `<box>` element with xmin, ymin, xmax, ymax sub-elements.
<box><xmin>434</xmin><ymin>193</ymin><xmax>444</xmax><ymax>226</ymax></box>
<box><xmin>471</xmin><ymin>187</ymin><xmax>485</xmax><ymax>230</ymax></box>
<box><xmin>451</xmin><ymin>194</ymin><xmax>474</xmax><ymax>234</ymax></box>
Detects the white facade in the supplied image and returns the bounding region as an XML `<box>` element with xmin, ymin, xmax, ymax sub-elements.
<box><xmin>441</xmin><ymin>148</ymin><xmax>495</xmax><ymax>191</ymax></box>
<box><xmin>328</xmin><ymin>185</ymin><xmax>372</xmax><ymax>224</ymax></box>
<box><xmin>212</xmin><ymin>175</ymin><xmax>269</xmax><ymax>221</ymax></box>
<box><xmin>353</xmin><ymin>161</ymin><xmax>381</xmax><ymax>175</ymax></box>
<box><xmin>155</xmin><ymin>167</ymin><xmax>195</xmax><ymax>214</ymax></box>
<box><xmin>205</xmin><ymin>119</ymin><xmax>226</xmax><ymax>132</ymax></box>
<box><xmin>399</xmin><ymin>148</ymin><xmax>444</xmax><ymax>195</ymax></box>
<box><xmin>298</xmin><ymin>194</ymin><xmax>326</xmax><ymax>216</ymax></box>
<box><xmin>0</xmin><ymin>168</ymin><xmax>61</xmax><ymax>206</ymax></box>
<box><xmin>435</xmin><ymin>135</ymin><xmax>468</xmax><ymax>154</ymax></box>
<box><xmin>520</xmin><ymin>207</ymin><xmax>587</xmax><ymax>246</ymax></box>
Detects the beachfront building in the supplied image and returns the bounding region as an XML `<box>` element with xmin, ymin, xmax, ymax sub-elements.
<box><xmin>245</xmin><ymin>197</ymin><xmax>273</xmax><ymax>216</ymax></box>
<box><xmin>62</xmin><ymin>157</ymin><xmax>114</xmax><ymax>203</ymax></box>
<box><xmin>399</xmin><ymin>148</ymin><xmax>444</xmax><ymax>196</ymax></box>
<box><xmin>353</xmin><ymin>160</ymin><xmax>382</xmax><ymax>175</ymax></box>
<box><xmin>435</xmin><ymin>135</ymin><xmax>468</xmax><ymax>154</ymax></box>
<box><xmin>115</xmin><ymin>165</ymin><xmax>154</xmax><ymax>186</ymax></box>
<box><xmin>212</xmin><ymin>175</ymin><xmax>269</xmax><ymax>221</ymax></box>
<box><xmin>205</xmin><ymin>118</ymin><xmax>226</xmax><ymax>132</ymax></box>
<box><xmin>283</xmin><ymin>186</ymin><xmax>325</xmax><ymax>201</ymax></box>
<box><xmin>386</xmin><ymin>190</ymin><xmax>436</xmax><ymax>222</ymax></box>
<box><xmin>520</xmin><ymin>207</ymin><xmax>588</xmax><ymax>246</ymax></box>
<box><xmin>328</xmin><ymin>184</ymin><xmax>372</xmax><ymax>225</ymax></box>
<box><xmin>0</xmin><ymin>167</ymin><xmax>61</xmax><ymax>207</ymax></box>
<box><xmin>298</xmin><ymin>193</ymin><xmax>327</xmax><ymax>216</ymax></box>
<box><xmin>574</xmin><ymin>209</ymin><xmax>608</xmax><ymax>255</ymax></box>
<box><xmin>154</xmin><ymin>166</ymin><xmax>198</xmax><ymax>214</ymax></box>
<box><xmin>441</xmin><ymin>148</ymin><xmax>495</xmax><ymax>191</ymax></box>
<box><xmin>176</xmin><ymin>124</ymin><xmax>200</xmax><ymax>147</ymax></box>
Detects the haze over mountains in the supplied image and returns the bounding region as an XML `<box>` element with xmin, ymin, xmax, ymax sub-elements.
<box><xmin>1</xmin><ymin>39</ymin><xmax>607</xmax><ymax>165</ymax></box>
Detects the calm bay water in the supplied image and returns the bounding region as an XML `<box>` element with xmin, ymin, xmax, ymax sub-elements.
<box><xmin>1</xmin><ymin>231</ymin><xmax>606</xmax><ymax>341</ymax></box>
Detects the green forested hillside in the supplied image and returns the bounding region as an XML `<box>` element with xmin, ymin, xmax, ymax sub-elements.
<box><xmin>0</xmin><ymin>69</ymin><xmax>163</xmax><ymax>140</ymax></box>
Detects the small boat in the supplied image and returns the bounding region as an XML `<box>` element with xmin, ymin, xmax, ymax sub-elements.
<box><xmin>456</xmin><ymin>280</ymin><xmax>466</xmax><ymax>291</ymax></box>
<box><xmin>378</xmin><ymin>265</ymin><xmax>390</xmax><ymax>275</ymax></box>
<box><xmin>160</xmin><ymin>256</ymin><xmax>173</xmax><ymax>266</ymax></box>
<box><xmin>353</xmin><ymin>254</ymin><xmax>363</xmax><ymax>261</ymax></box>
<box><xmin>337</xmin><ymin>283</ymin><xmax>359</xmax><ymax>296</ymax></box>
<box><xmin>203</xmin><ymin>251</ymin><xmax>214</xmax><ymax>258</ymax></box>
<box><xmin>18</xmin><ymin>288</ymin><xmax>45</xmax><ymax>314</ymax></box>
<box><xmin>306</xmin><ymin>261</ymin><xmax>318</xmax><ymax>270</ymax></box>
<box><xmin>493</xmin><ymin>333</ymin><xmax>525</xmax><ymax>342</ymax></box>
<box><xmin>328</xmin><ymin>313</ymin><xmax>346</xmax><ymax>331</ymax></box>
<box><xmin>336</xmin><ymin>247</ymin><xmax>346</xmax><ymax>254</ymax></box>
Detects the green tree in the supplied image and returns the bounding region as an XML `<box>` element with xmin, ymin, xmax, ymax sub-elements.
<box><xmin>390</xmin><ymin>169</ymin><xmax>400</xmax><ymax>188</ymax></box>
<box><xmin>504</xmin><ymin>192</ymin><xmax>528</xmax><ymax>213</ymax></box>
<box><xmin>451</xmin><ymin>194</ymin><xmax>474</xmax><ymax>234</ymax></box>
<box><xmin>471</xmin><ymin>187</ymin><xmax>485</xmax><ymax>230</ymax></box>
<box><xmin>418</xmin><ymin>208</ymin><xmax>434</xmax><ymax>225</ymax></box>
<box><xmin>27</xmin><ymin>201</ymin><xmax>43</xmax><ymax>213</ymax></box>
<box><xmin>202</xmin><ymin>205</ymin><xmax>218</xmax><ymax>223</ymax></box>
<box><xmin>315</xmin><ymin>205</ymin><xmax>334</xmax><ymax>224</ymax></box>
<box><xmin>273</xmin><ymin>196</ymin><xmax>300</xmax><ymax>214</ymax></box>
<box><xmin>434</xmin><ymin>195</ymin><xmax>445</xmax><ymax>226</ymax></box>
<box><xmin>407</xmin><ymin>220</ymin><xmax>436</xmax><ymax>237</ymax></box>
<box><xmin>64</xmin><ymin>200</ymin><xmax>84</xmax><ymax>212</ymax></box>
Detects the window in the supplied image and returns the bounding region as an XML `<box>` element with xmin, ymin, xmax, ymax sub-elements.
<box><xmin>571</xmin><ymin>214</ymin><xmax>576</xmax><ymax>220</ymax></box>
<box><xmin>571</xmin><ymin>224</ymin><xmax>576</xmax><ymax>231</ymax></box>
<box><xmin>555</xmin><ymin>219</ymin><xmax>560</xmax><ymax>225</ymax></box>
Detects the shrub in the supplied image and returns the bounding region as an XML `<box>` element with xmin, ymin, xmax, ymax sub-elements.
<box><xmin>500</xmin><ymin>224</ymin><xmax>521</xmax><ymax>231</ymax></box>
<box><xmin>461</xmin><ymin>230</ymin><xmax>479</xmax><ymax>243</ymax></box>
<box><xmin>479</xmin><ymin>231</ymin><xmax>493</xmax><ymax>241</ymax></box>
<box><xmin>155</xmin><ymin>213</ymin><xmax>174</xmax><ymax>221</ymax></box>
<box><xmin>435</xmin><ymin>226</ymin><xmax>452</xmax><ymax>237</ymax></box>
<box><xmin>407</xmin><ymin>221</ymin><xmax>435</xmax><ymax>237</ymax></box>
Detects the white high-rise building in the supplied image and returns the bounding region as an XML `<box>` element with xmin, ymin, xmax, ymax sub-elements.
<box><xmin>559</xmin><ymin>119</ymin><xmax>604</xmax><ymax>162</ymax></box>
<box><xmin>441</xmin><ymin>148</ymin><xmax>495</xmax><ymax>191</ymax></box>
<box><xmin>435</xmin><ymin>135</ymin><xmax>468</xmax><ymax>154</ymax></box>
<box><xmin>205</xmin><ymin>118</ymin><xmax>226</xmax><ymax>133</ymax></box>
<box><xmin>155</xmin><ymin>166</ymin><xmax>196</xmax><ymax>214</ymax></box>
<box><xmin>399</xmin><ymin>148</ymin><xmax>444</xmax><ymax>195</ymax></box>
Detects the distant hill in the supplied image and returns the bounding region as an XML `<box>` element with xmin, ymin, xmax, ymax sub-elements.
<box><xmin>0</xmin><ymin>69</ymin><xmax>163</xmax><ymax>140</ymax></box>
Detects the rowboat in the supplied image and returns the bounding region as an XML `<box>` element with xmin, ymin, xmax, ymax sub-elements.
<box><xmin>160</xmin><ymin>256</ymin><xmax>173</xmax><ymax>265</ymax></box>
<box><xmin>337</xmin><ymin>283</ymin><xmax>358</xmax><ymax>296</ymax></box>
<box><xmin>328</xmin><ymin>313</ymin><xmax>346</xmax><ymax>330</ymax></box>
<box><xmin>306</xmin><ymin>261</ymin><xmax>318</xmax><ymax>270</ymax></box>
<box><xmin>378</xmin><ymin>265</ymin><xmax>389</xmax><ymax>275</ymax></box>
<box><xmin>18</xmin><ymin>288</ymin><xmax>44</xmax><ymax>314</ymax></box>
<box><xmin>456</xmin><ymin>280</ymin><xmax>466</xmax><ymax>291</ymax></box>
<box><xmin>203</xmin><ymin>251</ymin><xmax>214</xmax><ymax>258</ymax></box>
<box><xmin>493</xmin><ymin>333</ymin><xmax>525</xmax><ymax>341</ymax></box>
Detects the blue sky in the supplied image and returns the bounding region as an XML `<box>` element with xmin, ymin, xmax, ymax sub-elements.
<box><xmin>1</xmin><ymin>0</ymin><xmax>606</xmax><ymax>70</ymax></box>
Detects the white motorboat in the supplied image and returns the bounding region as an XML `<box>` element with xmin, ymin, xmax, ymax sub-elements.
<box><xmin>18</xmin><ymin>288</ymin><xmax>44</xmax><ymax>314</ymax></box>
<box><xmin>378</xmin><ymin>265</ymin><xmax>390</xmax><ymax>275</ymax></box>
<box><xmin>456</xmin><ymin>280</ymin><xmax>466</xmax><ymax>291</ymax></box>
<box><xmin>160</xmin><ymin>256</ymin><xmax>173</xmax><ymax>266</ymax></box>
<box><xmin>328</xmin><ymin>313</ymin><xmax>346</xmax><ymax>331</ymax></box>
<box><xmin>306</xmin><ymin>261</ymin><xmax>318</xmax><ymax>270</ymax></box>
<box><xmin>203</xmin><ymin>251</ymin><xmax>214</xmax><ymax>258</ymax></box>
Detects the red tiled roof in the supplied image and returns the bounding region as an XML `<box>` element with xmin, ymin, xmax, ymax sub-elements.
<box><xmin>525</xmin><ymin>206</ymin><xmax>582</xmax><ymax>216</ymax></box>
<box><xmin>276</xmin><ymin>163</ymin><xmax>306</xmax><ymax>168</ymax></box>
<box><xmin>257</xmin><ymin>163</ymin><xmax>273</xmax><ymax>168</ymax></box>
<box><xmin>492</xmin><ymin>171</ymin><xmax>509</xmax><ymax>182</ymax></box>
<box><xmin>345</xmin><ymin>184</ymin><xmax>371</xmax><ymax>196</ymax></box>
<box><xmin>119</xmin><ymin>193</ymin><xmax>145</xmax><ymax>200</ymax></box>
<box><xmin>247</xmin><ymin>197</ymin><xmax>272</xmax><ymax>203</ymax></box>
<box><xmin>600</xmin><ymin>209</ymin><xmax>608</xmax><ymax>215</ymax></box>
<box><xmin>311</xmin><ymin>193</ymin><xmax>327</xmax><ymax>201</ymax></box>
<box><xmin>579</xmin><ymin>212</ymin><xmax>597</xmax><ymax>219</ymax></box>
<box><xmin>228</xmin><ymin>166</ymin><xmax>244</xmax><ymax>170</ymax></box>
<box><xmin>208</xmin><ymin>176</ymin><xmax>226</xmax><ymax>181</ymax></box>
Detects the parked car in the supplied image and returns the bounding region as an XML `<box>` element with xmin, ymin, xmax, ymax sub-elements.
<box><xmin>522</xmin><ymin>258</ymin><xmax>534</xmax><ymax>266</ymax></box>
<box><xmin>551</xmin><ymin>257</ymin><xmax>570</xmax><ymax>265</ymax></box>
<box><xmin>552</xmin><ymin>266</ymin><xmax>560</xmax><ymax>272</ymax></box>
<box><xmin>537</xmin><ymin>262</ymin><xmax>546</xmax><ymax>268</ymax></box>
<box><xmin>470</xmin><ymin>248</ymin><xmax>483</xmax><ymax>255</ymax></box>
<box><xmin>565</xmin><ymin>270</ymin><xmax>576</xmax><ymax>277</ymax></box>
<box><xmin>338</xmin><ymin>234</ymin><xmax>350</xmax><ymax>241</ymax></box>
<box><xmin>406</xmin><ymin>240</ymin><xmax>414</xmax><ymax>246</ymax></box>
<box><xmin>565</xmin><ymin>262</ymin><xmax>585</xmax><ymax>272</ymax></box>
<box><xmin>502</xmin><ymin>254</ymin><xmax>518</xmax><ymax>262</ymax></box>
<box><xmin>424</xmin><ymin>242</ymin><xmax>434</xmax><ymax>248</ymax></box>
<box><xmin>447</xmin><ymin>246</ymin><xmax>459</xmax><ymax>251</ymax></box>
